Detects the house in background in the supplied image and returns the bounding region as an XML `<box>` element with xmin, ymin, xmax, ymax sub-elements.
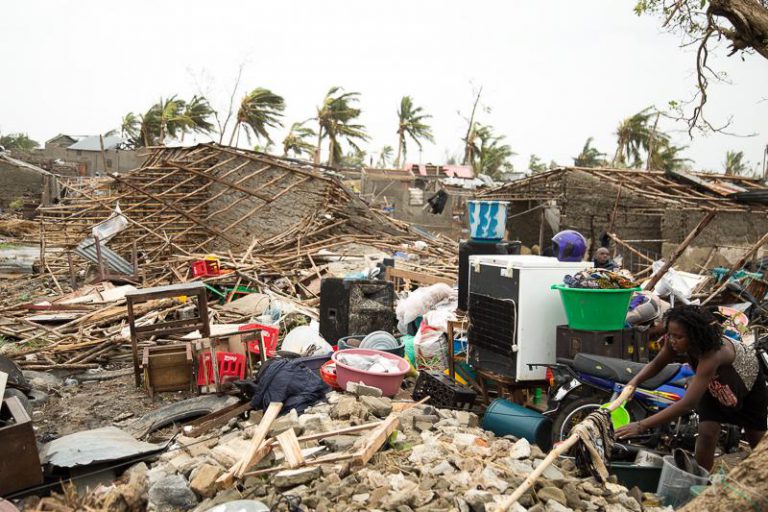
<box><xmin>356</xmin><ymin>163</ymin><xmax>479</xmax><ymax>239</ymax></box>
<box><xmin>0</xmin><ymin>152</ymin><xmax>60</xmax><ymax>218</ymax></box>
<box><xmin>478</xmin><ymin>166</ymin><xmax>768</xmax><ymax>271</ymax></box>
<box><xmin>34</xmin><ymin>134</ymin><xmax>145</xmax><ymax>176</ymax></box>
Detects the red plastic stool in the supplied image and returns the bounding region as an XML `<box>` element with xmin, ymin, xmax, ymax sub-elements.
<box><xmin>240</xmin><ymin>323</ymin><xmax>279</xmax><ymax>358</ymax></box>
<box><xmin>197</xmin><ymin>351</ymin><xmax>246</xmax><ymax>385</ymax></box>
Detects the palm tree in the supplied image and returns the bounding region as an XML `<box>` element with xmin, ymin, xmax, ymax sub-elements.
<box><xmin>119</xmin><ymin>113</ymin><xmax>140</xmax><ymax>141</ymax></box>
<box><xmin>394</xmin><ymin>96</ymin><xmax>434</xmax><ymax>168</ymax></box>
<box><xmin>723</xmin><ymin>150</ymin><xmax>748</xmax><ymax>175</ymax></box>
<box><xmin>649</xmin><ymin>142</ymin><xmax>690</xmax><ymax>172</ymax></box>
<box><xmin>377</xmin><ymin>145</ymin><xmax>394</xmax><ymax>167</ymax></box>
<box><xmin>131</xmin><ymin>95</ymin><xmax>215</xmax><ymax>147</ymax></box>
<box><xmin>230</xmin><ymin>88</ymin><xmax>285</xmax><ymax>147</ymax></box>
<box><xmin>314</xmin><ymin>87</ymin><xmax>369</xmax><ymax>166</ymax></box>
<box><xmin>466</xmin><ymin>124</ymin><xmax>515</xmax><ymax>179</ymax></box>
<box><xmin>612</xmin><ymin>107</ymin><xmax>655</xmax><ymax>167</ymax></box>
<box><xmin>573</xmin><ymin>137</ymin><xmax>607</xmax><ymax>167</ymax></box>
<box><xmin>282</xmin><ymin>121</ymin><xmax>316</xmax><ymax>158</ymax></box>
<box><xmin>529</xmin><ymin>154</ymin><xmax>548</xmax><ymax>174</ymax></box>
<box><xmin>0</xmin><ymin>133</ymin><xmax>39</xmax><ymax>150</ymax></box>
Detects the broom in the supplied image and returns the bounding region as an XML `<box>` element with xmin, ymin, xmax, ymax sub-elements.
<box><xmin>491</xmin><ymin>385</ymin><xmax>636</xmax><ymax>512</ymax></box>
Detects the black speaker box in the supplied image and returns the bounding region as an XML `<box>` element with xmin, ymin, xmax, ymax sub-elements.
<box><xmin>319</xmin><ymin>278</ymin><xmax>395</xmax><ymax>344</ymax></box>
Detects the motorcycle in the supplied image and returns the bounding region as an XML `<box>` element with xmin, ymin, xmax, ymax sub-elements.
<box><xmin>539</xmin><ymin>353</ymin><xmax>741</xmax><ymax>452</ymax></box>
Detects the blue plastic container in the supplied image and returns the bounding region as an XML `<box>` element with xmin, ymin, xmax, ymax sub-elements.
<box><xmin>481</xmin><ymin>399</ymin><xmax>553</xmax><ymax>451</ymax></box>
<box><xmin>467</xmin><ymin>200</ymin><xmax>508</xmax><ymax>241</ymax></box>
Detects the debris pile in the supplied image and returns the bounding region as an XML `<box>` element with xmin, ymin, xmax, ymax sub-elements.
<box><xmin>22</xmin><ymin>393</ymin><xmax>674</xmax><ymax>512</ymax></box>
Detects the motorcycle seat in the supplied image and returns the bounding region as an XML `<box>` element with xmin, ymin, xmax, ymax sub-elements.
<box><xmin>573</xmin><ymin>353</ymin><xmax>682</xmax><ymax>389</ymax></box>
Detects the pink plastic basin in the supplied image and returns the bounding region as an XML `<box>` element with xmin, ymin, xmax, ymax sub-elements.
<box><xmin>332</xmin><ymin>348</ymin><xmax>410</xmax><ymax>397</ymax></box>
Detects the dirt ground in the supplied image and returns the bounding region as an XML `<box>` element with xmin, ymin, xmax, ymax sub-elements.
<box><xmin>31</xmin><ymin>365</ymin><xmax>194</xmax><ymax>441</ymax></box>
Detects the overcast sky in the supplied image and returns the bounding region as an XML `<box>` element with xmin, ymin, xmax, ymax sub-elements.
<box><xmin>1</xmin><ymin>0</ymin><xmax>766</xmax><ymax>173</ymax></box>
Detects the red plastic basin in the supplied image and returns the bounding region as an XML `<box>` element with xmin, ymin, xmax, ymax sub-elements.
<box><xmin>332</xmin><ymin>348</ymin><xmax>409</xmax><ymax>397</ymax></box>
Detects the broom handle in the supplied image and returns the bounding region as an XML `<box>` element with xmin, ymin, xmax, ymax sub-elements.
<box><xmin>492</xmin><ymin>385</ymin><xmax>636</xmax><ymax>512</ymax></box>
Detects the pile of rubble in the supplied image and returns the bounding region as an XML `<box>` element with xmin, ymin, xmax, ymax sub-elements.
<box><xmin>26</xmin><ymin>391</ymin><xmax>672</xmax><ymax>512</ymax></box>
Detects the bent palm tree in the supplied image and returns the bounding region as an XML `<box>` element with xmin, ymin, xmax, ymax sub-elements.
<box><xmin>467</xmin><ymin>124</ymin><xmax>515</xmax><ymax>179</ymax></box>
<box><xmin>315</xmin><ymin>87</ymin><xmax>369</xmax><ymax>166</ymax></box>
<box><xmin>723</xmin><ymin>150</ymin><xmax>748</xmax><ymax>175</ymax></box>
<box><xmin>573</xmin><ymin>137</ymin><xmax>607</xmax><ymax>168</ymax></box>
<box><xmin>378</xmin><ymin>145</ymin><xmax>394</xmax><ymax>167</ymax></box>
<box><xmin>0</xmin><ymin>133</ymin><xmax>39</xmax><ymax>150</ymax></box>
<box><xmin>395</xmin><ymin>96</ymin><xmax>434</xmax><ymax>168</ymax></box>
<box><xmin>612</xmin><ymin>107</ymin><xmax>655</xmax><ymax>167</ymax></box>
<box><xmin>230</xmin><ymin>88</ymin><xmax>285</xmax><ymax>147</ymax></box>
<box><xmin>133</xmin><ymin>95</ymin><xmax>216</xmax><ymax>147</ymax></box>
<box><xmin>282</xmin><ymin>121</ymin><xmax>317</xmax><ymax>158</ymax></box>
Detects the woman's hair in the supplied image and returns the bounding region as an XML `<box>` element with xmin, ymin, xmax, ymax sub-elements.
<box><xmin>664</xmin><ymin>304</ymin><xmax>723</xmax><ymax>356</ymax></box>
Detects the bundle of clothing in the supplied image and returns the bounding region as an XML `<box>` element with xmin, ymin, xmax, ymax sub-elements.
<box><xmin>563</xmin><ymin>268</ymin><xmax>638</xmax><ymax>290</ymax></box>
<box><xmin>568</xmin><ymin>408</ymin><xmax>615</xmax><ymax>482</ymax></box>
<box><xmin>240</xmin><ymin>358</ymin><xmax>330</xmax><ymax>415</ymax></box>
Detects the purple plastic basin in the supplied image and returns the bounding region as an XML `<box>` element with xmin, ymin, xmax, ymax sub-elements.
<box><xmin>332</xmin><ymin>348</ymin><xmax>409</xmax><ymax>397</ymax></box>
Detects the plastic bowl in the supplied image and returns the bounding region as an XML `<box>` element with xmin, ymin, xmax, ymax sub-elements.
<box><xmin>339</xmin><ymin>335</ymin><xmax>405</xmax><ymax>357</ymax></box>
<box><xmin>551</xmin><ymin>284</ymin><xmax>641</xmax><ymax>331</ymax></box>
<box><xmin>332</xmin><ymin>348</ymin><xmax>409</xmax><ymax>397</ymax></box>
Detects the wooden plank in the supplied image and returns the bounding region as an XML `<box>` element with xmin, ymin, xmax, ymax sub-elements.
<box><xmin>644</xmin><ymin>210</ymin><xmax>717</xmax><ymax>291</ymax></box>
<box><xmin>234</xmin><ymin>402</ymin><xmax>282</xmax><ymax>478</ymax></box>
<box><xmin>275</xmin><ymin>428</ymin><xmax>305</xmax><ymax>469</ymax></box>
<box><xmin>385</xmin><ymin>267</ymin><xmax>454</xmax><ymax>286</ymax></box>
<box><xmin>353</xmin><ymin>414</ymin><xmax>400</xmax><ymax>466</ymax></box>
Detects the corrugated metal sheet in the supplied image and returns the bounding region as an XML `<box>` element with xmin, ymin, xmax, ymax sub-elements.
<box><xmin>41</xmin><ymin>427</ymin><xmax>165</xmax><ymax>467</ymax></box>
<box><xmin>67</xmin><ymin>135</ymin><xmax>124</xmax><ymax>152</ymax></box>
<box><xmin>75</xmin><ymin>237</ymin><xmax>135</xmax><ymax>275</ymax></box>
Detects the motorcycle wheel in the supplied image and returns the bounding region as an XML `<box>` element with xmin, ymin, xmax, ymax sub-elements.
<box><xmin>551</xmin><ymin>396</ymin><xmax>612</xmax><ymax>444</ymax></box>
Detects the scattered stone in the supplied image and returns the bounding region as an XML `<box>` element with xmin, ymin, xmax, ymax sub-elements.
<box><xmin>176</xmin><ymin>435</ymin><xmax>217</xmax><ymax>458</ymax></box>
<box><xmin>273</xmin><ymin>466</ymin><xmax>322</xmax><ymax>488</ymax></box>
<box><xmin>501</xmin><ymin>457</ymin><xmax>533</xmax><ymax>475</ymax></box>
<box><xmin>533</xmin><ymin>458</ymin><xmax>564</xmax><ymax>480</ymax></box>
<box><xmin>528</xmin><ymin>505</ymin><xmax>545</xmax><ymax>512</ymax></box>
<box><xmin>346</xmin><ymin>381</ymin><xmax>384</xmax><ymax>397</ymax></box>
<box><xmin>321</xmin><ymin>434</ymin><xmax>358</xmax><ymax>452</ymax></box>
<box><xmin>268</xmin><ymin>409</ymin><xmax>303</xmax><ymax>436</ymax></box>
<box><xmin>113</xmin><ymin>412</ymin><xmax>135</xmax><ymax>423</ymax></box>
<box><xmin>538</xmin><ymin>486</ymin><xmax>568</xmax><ymax>506</ymax></box>
<box><xmin>298</xmin><ymin>412</ymin><xmax>330</xmax><ymax>433</ymax></box>
<box><xmin>545</xmin><ymin>499</ymin><xmax>574</xmax><ymax>512</ymax></box>
<box><xmin>454</xmin><ymin>410</ymin><xmax>480</xmax><ymax>428</ymax></box>
<box><xmin>360</xmin><ymin>395</ymin><xmax>393</xmax><ymax>418</ymax></box>
<box><xmin>509</xmin><ymin>438</ymin><xmax>532</xmax><ymax>459</ymax></box>
<box><xmin>530</xmin><ymin>444</ymin><xmax>546</xmax><ymax>459</ymax></box>
<box><xmin>331</xmin><ymin>395</ymin><xmax>360</xmax><ymax>420</ymax></box>
<box><xmin>480</xmin><ymin>466</ymin><xmax>508</xmax><ymax>492</ymax></box>
<box><xmin>463</xmin><ymin>489</ymin><xmax>494</xmax><ymax>512</ymax></box>
<box><xmin>562</xmin><ymin>483</ymin><xmax>581</xmax><ymax>509</ymax></box>
<box><xmin>123</xmin><ymin>462</ymin><xmax>149</xmax><ymax>480</ymax></box>
<box><xmin>189</xmin><ymin>463</ymin><xmax>221</xmax><ymax>499</ymax></box>
<box><xmin>429</xmin><ymin>460</ymin><xmax>456</xmax><ymax>475</ymax></box>
<box><xmin>148</xmin><ymin>474</ymin><xmax>198</xmax><ymax>511</ymax></box>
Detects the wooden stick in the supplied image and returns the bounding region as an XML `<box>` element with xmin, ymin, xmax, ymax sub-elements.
<box><xmin>643</xmin><ymin>210</ymin><xmax>716</xmax><ymax>291</ymax></box>
<box><xmin>701</xmin><ymin>231</ymin><xmax>768</xmax><ymax>306</ymax></box>
<box><xmin>234</xmin><ymin>402</ymin><xmax>282</xmax><ymax>478</ymax></box>
<box><xmin>491</xmin><ymin>385</ymin><xmax>635</xmax><ymax>512</ymax></box>
<box><xmin>607</xmin><ymin>233</ymin><xmax>654</xmax><ymax>264</ymax></box>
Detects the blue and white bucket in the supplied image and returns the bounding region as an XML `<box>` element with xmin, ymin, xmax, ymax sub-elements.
<box><xmin>467</xmin><ymin>200</ymin><xmax>508</xmax><ymax>241</ymax></box>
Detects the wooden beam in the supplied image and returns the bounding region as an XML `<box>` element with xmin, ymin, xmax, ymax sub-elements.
<box><xmin>111</xmin><ymin>174</ymin><xmax>240</xmax><ymax>245</ymax></box>
<box><xmin>234</xmin><ymin>402</ymin><xmax>282</xmax><ymax>478</ymax></box>
<box><xmin>644</xmin><ymin>210</ymin><xmax>717</xmax><ymax>292</ymax></box>
<box><xmin>702</xmin><ymin>231</ymin><xmax>768</xmax><ymax>305</ymax></box>
<box><xmin>169</xmin><ymin>162</ymin><xmax>273</xmax><ymax>203</ymax></box>
<box><xmin>607</xmin><ymin>233</ymin><xmax>655</xmax><ymax>264</ymax></box>
<box><xmin>275</xmin><ymin>429</ymin><xmax>305</xmax><ymax>468</ymax></box>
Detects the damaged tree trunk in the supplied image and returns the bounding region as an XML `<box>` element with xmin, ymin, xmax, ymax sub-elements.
<box><xmin>709</xmin><ymin>0</ymin><xmax>768</xmax><ymax>59</ymax></box>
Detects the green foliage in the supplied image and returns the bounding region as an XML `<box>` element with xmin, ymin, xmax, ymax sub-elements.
<box><xmin>528</xmin><ymin>154</ymin><xmax>548</xmax><ymax>174</ymax></box>
<box><xmin>377</xmin><ymin>145</ymin><xmax>394</xmax><ymax>167</ymax></box>
<box><xmin>233</xmin><ymin>88</ymin><xmax>286</xmax><ymax>146</ymax></box>
<box><xmin>8</xmin><ymin>198</ymin><xmax>24</xmax><ymax>210</ymax></box>
<box><xmin>723</xmin><ymin>150</ymin><xmax>750</xmax><ymax>176</ymax></box>
<box><xmin>611</xmin><ymin>107</ymin><xmax>690</xmax><ymax>171</ymax></box>
<box><xmin>0</xmin><ymin>133</ymin><xmax>40</xmax><ymax>150</ymax></box>
<box><xmin>573</xmin><ymin>137</ymin><xmax>608</xmax><ymax>168</ymax></box>
<box><xmin>315</xmin><ymin>87</ymin><xmax>369</xmax><ymax>166</ymax></box>
<box><xmin>395</xmin><ymin>96</ymin><xmax>434</xmax><ymax>167</ymax></box>
<box><xmin>126</xmin><ymin>95</ymin><xmax>216</xmax><ymax>147</ymax></box>
<box><xmin>466</xmin><ymin>124</ymin><xmax>515</xmax><ymax>179</ymax></box>
<box><xmin>282</xmin><ymin>121</ymin><xmax>316</xmax><ymax>158</ymax></box>
<box><xmin>338</xmin><ymin>148</ymin><xmax>367</xmax><ymax>169</ymax></box>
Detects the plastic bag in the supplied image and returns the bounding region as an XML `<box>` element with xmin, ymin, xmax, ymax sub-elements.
<box><xmin>92</xmin><ymin>203</ymin><xmax>128</xmax><ymax>242</ymax></box>
<box><xmin>396</xmin><ymin>283</ymin><xmax>453</xmax><ymax>333</ymax></box>
<box><xmin>414</xmin><ymin>322</ymin><xmax>447</xmax><ymax>370</ymax></box>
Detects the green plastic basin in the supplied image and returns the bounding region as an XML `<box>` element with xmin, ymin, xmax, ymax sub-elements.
<box><xmin>552</xmin><ymin>284</ymin><xmax>641</xmax><ymax>331</ymax></box>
